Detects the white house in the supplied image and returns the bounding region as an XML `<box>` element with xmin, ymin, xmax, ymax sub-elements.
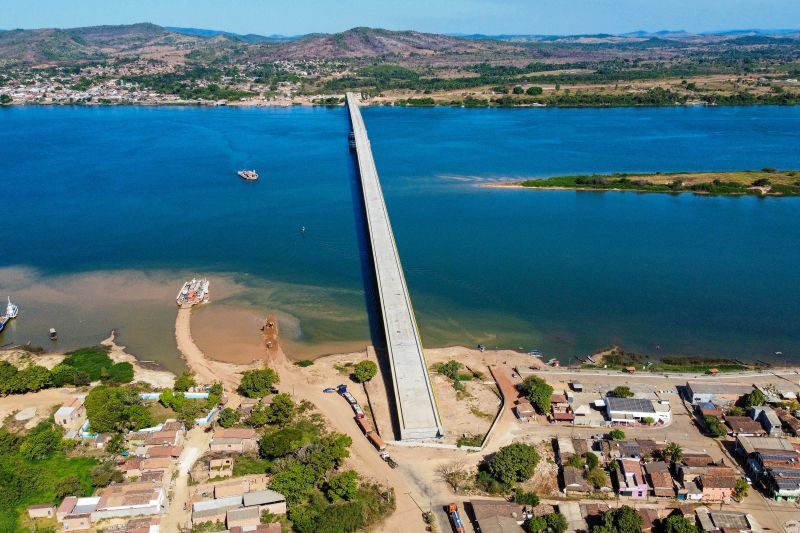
<box><xmin>604</xmin><ymin>398</ymin><xmax>671</xmax><ymax>425</ymax></box>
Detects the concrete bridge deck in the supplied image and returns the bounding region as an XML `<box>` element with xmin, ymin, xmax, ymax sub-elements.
<box><xmin>346</xmin><ymin>92</ymin><xmax>443</xmax><ymax>440</ymax></box>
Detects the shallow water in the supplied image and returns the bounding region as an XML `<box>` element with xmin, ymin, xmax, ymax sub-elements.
<box><xmin>1</xmin><ymin>105</ymin><xmax>799</xmax><ymax>367</ymax></box>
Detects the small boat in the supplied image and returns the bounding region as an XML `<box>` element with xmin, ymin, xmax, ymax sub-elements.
<box><xmin>0</xmin><ymin>297</ymin><xmax>19</xmax><ymax>333</ymax></box>
<box><xmin>237</xmin><ymin>170</ymin><xmax>259</xmax><ymax>181</ymax></box>
<box><xmin>49</xmin><ymin>328</ymin><xmax>58</xmax><ymax>340</ymax></box>
<box><xmin>528</xmin><ymin>349</ymin><xmax>543</xmax><ymax>358</ymax></box>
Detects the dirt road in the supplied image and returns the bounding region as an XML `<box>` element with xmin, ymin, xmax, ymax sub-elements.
<box><xmin>161</xmin><ymin>426</ymin><xmax>213</xmax><ymax>532</ymax></box>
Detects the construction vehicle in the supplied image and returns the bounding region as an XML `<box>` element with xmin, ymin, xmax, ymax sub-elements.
<box><xmin>380</xmin><ymin>451</ymin><xmax>398</xmax><ymax>469</ymax></box>
<box><xmin>367</xmin><ymin>432</ymin><xmax>386</xmax><ymax>452</ymax></box>
<box><xmin>447</xmin><ymin>503</ymin><xmax>465</xmax><ymax>533</ymax></box>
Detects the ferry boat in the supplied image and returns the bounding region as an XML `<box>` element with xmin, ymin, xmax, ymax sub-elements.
<box><xmin>0</xmin><ymin>297</ymin><xmax>19</xmax><ymax>333</ymax></box>
<box><xmin>176</xmin><ymin>278</ymin><xmax>210</xmax><ymax>308</ymax></box>
<box><xmin>238</xmin><ymin>170</ymin><xmax>259</xmax><ymax>181</ymax></box>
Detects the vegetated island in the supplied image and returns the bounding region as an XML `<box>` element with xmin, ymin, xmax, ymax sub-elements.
<box><xmin>510</xmin><ymin>168</ymin><xmax>800</xmax><ymax>196</ymax></box>
<box><xmin>581</xmin><ymin>347</ymin><xmax>761</xmax><ymax>374</ymax></box>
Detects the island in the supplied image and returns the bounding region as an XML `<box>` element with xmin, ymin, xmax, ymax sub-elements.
<box><xmin>509</xmin><ymin>168</ymin><xmax>800</xmax><ymax>196</ymax></box>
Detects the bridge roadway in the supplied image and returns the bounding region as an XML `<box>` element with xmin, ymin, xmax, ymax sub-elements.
<box><xmin>346</xmin><ymin>92</ymin><xmax>444</xmax><ymax>440</ymax></box>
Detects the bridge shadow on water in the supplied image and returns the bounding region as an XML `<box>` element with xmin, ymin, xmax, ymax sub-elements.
<box><xmin>346</xmin><ymin>131</ymin><xmax>402</xmax><ymax>441</ymax></box>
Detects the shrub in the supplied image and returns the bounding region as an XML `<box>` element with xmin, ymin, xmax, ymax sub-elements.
<box><xmin>610</xmin><ymin>386</ymin><xmax>634</xmax><ymax>398</ymax></box>
<box><xmin>106</xmin><ymin>362</ymin><xmax>134</xmax><ymax>384</ymax></box>
<box><xmin>566</xmin><ymin>454</ymin><xmax>584</xmax><ymax>469</ymax></box>
<box><xmin>704</xmin><ymin>415</ymin><xmax>728</xmax><ymax>437</ymax></box>
<box><xmin>609</xmin><ymin>429</ymin><xmax>625</xmax><ymax>440</ymax></box>
<box><xmin>483</xmin><ymin>443</ymin><xmax>540</xmax><ymax>486</ymax></box>
<box><xmin>353</xmin><ymin>360</ymin><xmax>378</xmax><ymax>383</ymax></box>
<box><xmin>217</xmin><ymin>408</ymin><xmax>240</xmax><ymax>428</ymax></box>
<box><xmin>587</xmin><ymin>467</ymin><xmax>609</xmax><ymax>489</ymax></box>
<box><xmin>513</xmin><ymin>488</ymin><xmax>539</xmax><ymax>505</ymax></box>
<box><xmin>173</xmin><ymin>372</ymin><xmax>197</xmax><ymax>392</ymax></box>
<box><xmin>265</xmin><ymin>393</ymin><xmax>296</xmax><ymax>426</ymax></box>
<box><xmin>294</xmin><ymin>359</ymin><xmax>314</xmax><ymax>367</ymax></box>
<box><xmin>326</xmin><ymin>469</ymin><xmax>359</xmax><ymax>501</ymax></box>
<box><xmin>62</xmin><ymin>347</ymin><xmax>114</xmax><ymax>381</ymax></box>
<box><xmin>526</xmin><ymin>86</ymin><xmax>544</xmax><ymax>96</ymax></box>
<box><xmin>585</xmin><ymin>451</ymin><xmax>599</xmax><ymax>469</ymax></box>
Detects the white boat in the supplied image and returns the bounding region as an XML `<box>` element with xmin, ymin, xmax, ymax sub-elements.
<box><xmin>6</xmin><ymin>297</ymin><xmax>17</xmax><ymax>319</ymax></box>
<box><xmin>238</xmin><ymin>170</ymin><xmax>259</xmax><ymax>181</ymax></box>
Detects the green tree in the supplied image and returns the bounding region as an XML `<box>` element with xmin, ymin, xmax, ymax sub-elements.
<box><xmin>526</xmin><ymin>86</ymin><xmax>543</xmax><ymax>96</ymax></box>
<box><xmin>704</xmin><ymin>415</ymin><xmax>728</xmax><ymax>437</ymax></box>
<box><xmin>266</xmin><ymin>393</ymin><xmax>296</xmax><ymax>426</ymax></box>
<box><xmin>524</xmin><ymin>516</ymin><xmax>548</xmax><ymax>533</ymax></box>
<box><xmin>546</xmin><ymin>512</ymin><xmax>568</xmax><ymax>533</ymax></box>
<box><xmin>106</xmin><ymin>433</ymin><xmax>126</xmax><ymax>455</ymax></box>
<box><xmin>50</xmin><ymin>363</ymin><xmax>78</xmax><ymax>387</ymax></box>
<box><xmin>566</xmin><ymin>454</ymin><xmax>585</xmax><ymax>468</ymax></box>
<box><xmin>269</xmin><ymin>463</ymin><xmax>316</xmax><ymax>503</ymax></box>
<box><xmin>484</xmin><ymin>443</ymin><xmax>540</xmax><ymax>486</ymax></box>
<box><xmin>91</xmin><ymin>462</ymin><xmax>123</xmax><ymax>487</ymax></box>
<box><xmin>727</xmin><ymin>406</ymin><xmax>745</xmax><ymax>417</ymax></box>
<box><xmin>217</xmin><ymin>408</ymin><xmax>240</xmax><ymax>428</ymax></box>
<box><xmin>239</xmin><ymin>368</ymin><xmax>279</xmax><ymax>398</ymax></box>
<box><xmin>326</xmin><ymin>469</ymin><xmax>359</xmax><ymax>501</ymax></box>
<box><xmin>745</xmin><ymin>389</ymin><xmax>765</xmax><ymax>409</ymax></box>
<box><xmin>587</xmin><ymin>467</ymin><xmax>609</xmax><ymax>489</ymax></box>
<box><xmin>74</xmin><ymin>371</ymin><xmax>91</xmax><ymax>386</ymax></box>
<box><xmin>20</xmin><ymin>428</ymin><xmax>62</xmax><ymax>460</ymax></box>
<box><xmin>246</xmin><ymin>404</ymin><xmax>268</xmax><ymax>428</ymax></box>
<box><xmin>663</xmin><ymin>514</ymin><xmax>699</xmax><ymax>533</ymax></box>
<box><xmin>609</xmin><ymin>429</ymin><xmax>625</xmax><ymax>440</ymax></box>
<box><xmin>734</xmin><ymin>477</ymin><xmax>749</xmax><ymax>500</ymax></box>
<box><xmin>174</xmin><ymin>372</ymin><xmax>197</xmax><ymax>392</ymax></box>
<box><xmin>520</xmin><ymin>376</ymin><xmax>553</xmax><ymax>413</ymax></box>
<box><xmin>259</xmin><ymin>427</ymin><xmax>308</xmax><ymax>459</ymax></box>
<box><xmin>594</xmin><ymin>506</ymin><xmax>642</xmax><ymax>533</ymax></box>
<box><xmin>610</xmin><ymin>386</ymin><xmax>634</xmax><ymax>398</ymax></box>
<box><xmin>0</xmin><ymin>361</ymin><xmax>18</xmax><ymax>394</ymax></box>
<box><xmin>663</xmin><ymin>442</ymin><xmax>683</xmax><ymax>463</ymax></box>
<box><xmin>585</xmin><ymin>451</ymin><xmax>599</xmax><ymax>469</ymax></box>
<box><xmin>54</xmin><ymin>476</ymin><xmax>82</xmax><ymax>499</ymax></box>
<box><xmin>16</xmin><ymin>365</ymin><xmax>52</xmax><ymax>392</ymax></box>
<box><xmin>0</xmin><ymin>94</ymin><xmax>12</xmax><ymax>104</ymax></box>
<box><xmin>513</xmin><ymin>488</ymin><xmax>539</xmax><ymax>505</ymax></box>
<box><xmin>353</xmin><ymin>360</ymin><xmax>378</xmax><ymax>383</ymax></box>
<box><xmin>86</xmin><ymin>386</ymin><xmax>152</xmax><ymax>433</ymax></box>
<box><xmin>512</xmin><ymin>86</ymin><xmax>524</xmax><ymax>94</ymax></box>
<box><xmin>437</xmin><ymin>360</ymin><xmax>462</xmax><ymax>380</ymax></box>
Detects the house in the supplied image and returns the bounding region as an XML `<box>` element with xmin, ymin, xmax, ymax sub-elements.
<box><xmin>752</xmin><ymin>406</ymin><xmax>783</xmax><ymax>437</ymax></box>
<box><xmin>227</xmin><ymin>506</ymin><xmax>260</xmax><ymax>529</ymax></box>
<box><xmin>764</xmin><ymin>467</ymin><xmax>800</xmax><ymax>501</ymax></box>
<box><xmin>211</xmin><ymin>428</ymin><xmax>259</xmax><ymax>453</ymax></box>
<box><xmin>242</xmin><ymin>489</ymin><xmax>287</xmax><ymax>515</ymax></box>
<box><xmin>231</xmin><ymin>526</ymin><xmax>281</xmax><ymax>533</ymax></box>
<box><xmin>644</xmin><ymin>462</ymin><xmax>674</xmax><ymax>497</ymax></box>
<box><xmin>145</xmin><ymin>430</ymin><xmax>182</xmax><ymax>447</ymax></box>
<box><xmin>604</xmin><ymin>397</ymin><xmax>671</xmax><ymax>425</ymax></box>
<box><xmin>685</xmin><ymin>381</ymin><xmax>754</xmax><ymax>405</ymax></box>
<box><xmin>680</xmin><ymin>453</ymin><xmax>714</xmax><ymax>468</ymax></box>
<box><xmin>736</xmin><ymin>435</ymin><xmax>795</xmax><ymax>458</ymax></box>
<box><xmin>726</xmin><ymin>416</ymin><xmax>767</xmax><ymax>437</ymax></box>
<box><xmin>775</xmin><ymin>408</ymin><xmax>800</xmax><ymax>436</ymax></box>
<box><xmin>62</xmin><ymin>513</ymin><xmax>91</xmax><ymax>531</ymax></box>
<box><xmin>90</xmin><ymin>483</ymin><xmax>166</xmax><ymax>521</ymax></box>
<box><xmin>192</xmin><ymin>495</ymin><xmax>243</xmax><ymax>525</ymax></box>
<box><xmin>678</xmin><ymin>480</ymin><xmax>703</xmax><ymax>501</ymax></box>
<box><xmin>209</xmin><ymin>457</ymin><xmax>234</xmax><ymax>479</ymax></box>
<box><xmin>555</xmin><ymin>437</ymin><xmax>576</xmax><ymax>464</ymax></box>
<box><xmin>551</xmin><ymin>412</ymin><xmax>575</xmax><ymax>423</ymax></box>
<box><xmin>570</xmin><ymin>382</ymin><xmax>584</xmax><ymax>392</ymax></box>
<box><xmin>27</xmin><ymin>504</ymin><xmax>56</xmax><ymax>519</ymax></box>
<box><xmin>638</xmin><ymin>508</ymin><xmax>660</xmax><ymax>532</ymax></box>
<box><xmin>238</xmin><ymin>397</ymin><xmax>261</xmax><ymax>418</ymax></box>
<box><xmin>562</xmin><ymin>466</ymin><xmax>592</xmax><ymax>495</ymax></box>
<box><xmin>55</xmin><ymin>397</ymin><xmax>86</xmax><ymax>427</ymax></box>
<box><xmin>141</xmin><ymin>457</ymin><xmax>172</xmax><ymax>474</ymax></box>
<box><xmin>695</xmin><ymin>402</ymin><xmax>723</xmax><ymax>419</ymax></box>
<box><xmin>616</xmin><ymin>459</ymin><xmax>648</xmax><ymax>498</ymax></box>
<box><xmin>748</xmin><ymin>450</ymin><xmax>800</xmax><ymax>481</ymax></box>
<box><xmin>572</xmin><ymin>438</ymin><xmax>590</xmax><ymax>456</ymax></box>
<box><xmin>215</xmin><ymin>480</ymin><xmax>250</xmax><ymax>499</ymax></box>
<box><xmin>551</xmin><ymin>393</ymin><xmax>569</xmax><ymax>409</ymax></box>
<box><xmin>695</xmin><ymin>507</ymin><xmax>759</xmax><ymax>532</ymax></box>
<box><xmin>119</xmin><ymin>457</ymin><xmax>144</xmax><ymax>479</ymax></box>
<box><xmin>57</xmin><ymin>497</ymin><xmax>79</xmax><ymax>522</ymax></box>
<box><xmin>469</xmin><ymin>499</ymin><xmax>532</xmax><ymax>533</ymax></box>
<box><xmin>514</xmin><ymin>399</ymin><xmax>535</xmax><ymax>421</ymax></box>
<box><xmin>697</xmin><ymin>469</ymin><xmax>737</xmax><ymax>501</ymax></box>
<box><xmin>147</xmin><ymin>445</ymin><xmax>183</xmax><ymax>458</ymax></box>
<box><xmin>636</xmin><ymin>439</ymin><xmax>664</xmax><ymax>459</ymax></box>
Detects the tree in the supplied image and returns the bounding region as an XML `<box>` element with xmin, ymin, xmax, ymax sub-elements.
<box><xmin>353</xmin><ymin>360</ymin><xmax>378</xmax><ymax>383</ymax></box>
<box><xmin>54</xmin><ymin>476</ymin><xmax>82</xmax><ymax>499</ymax></box>
<box><xmin>585</xmin><ymin>451</ymin><xmax>599</xmax><ymax>469</ymax></box>
<box><xmin>566</xmin><ymin>454</ymin><xmax>585</xmax><ymax>469</ymax></box>
<box><xmin>745</xmin><ymin>389</ymin><xmax>765</xmax><ymax>409</ymax></box>
<box><xmin>610</xmin><ymin>386</ymin><xmax>634</xmax><ymax>398</ymax></box>
<box><xmin>704</xmin><ymin>415</ymin><xmax>728</xmax><ymax>437</ymax></box>
<box><xmin>734</xmin><ymin>477</ymin><xmax>749</xmax><ymax>500</ymax></box>
<box><xmin>438</xmin><ymin>360</ymin><xmax>462</xmax><ymax>380</ymax></box>
<box><xmin>259</xmin><ymin>427</ymin><xmax>308</xmax><ymax>459</ymax></box>
<box><xmin>642</xmin><ymin>416</ymin><xmax>655</xmax><ymax>425</ymax></box>
<box><xmin>546</xmin><ymin>512</ymin><xmax>568</xmax><ymax>533</ymax></box>
<box><xmin>0</xmin><ymin>94</ymin><xmax>11</xmax><ymax>104</ymax></box>
<box><xmin>50</xmin><ymin>363</ymin><xmax>78</xmax><ymax>387</ymax></box>
<box><xmin>106</xmin><ymin>433</ymin><xmax>126</xmax><ymax>455</ymax></box>
<box><xmin>246</xmin><ymin>404</ymin><xmax>268</xmax><ymax>428</ymax></box>
<box><xmin>86</xmin><ymin>386</ymin><xmax>152</xmax><ymax>433</ymax></box>
<box><xmin>512</xmin><ymin>86</ymin><xmax>524</xmax><ymax>94</ymax></box>
<box><xmin>663</xmin><ymin>514</ymin><xmax>699</xmax><ymax>533</ymax></box>
<box><xmin>524</xmin><ymin>516</ymin><xmax>547</xmax><ymax>533</ymax></box>
<box><xmin>266</xmin><ymin>393</ymin><xmax>296</xmax><ymax>426</ymax></box>
<box><xmin>217</xmin><ymin>408</ymin><xmax>240</xmax><ymax>428</ymax></box>
<box><xmin>484</xmin><ymin>443</ymin><xmax>540</xmax><ymax>486</ymax></box>
<box><xmin>269</xmin><ymin>463</ymin><xmax>316</xmax><ymax>504</ymax></box>
<box><xmin>74</xmin><ymin>371</ymin><xmax>91</xmax><ymax>386</ymax></box>
<box><xmin>587</xmin><ymin>467</ymin><xmax>609</xmax><ymax>489</ymax></box>
<box><xmin>239</xmin><ymin>368</ymin><xmax>279</xmax><ymax>398</ymax></box>
<box><xmin>174</xmin><ymin>372</ymin><xmax>197</xmax><ymax>392</ymax></box>
<box><xmin>91</xmin><ymin>462</ymin><xmax>123</xmax><ymax>487</ymax></box>
<box><xmin>663</xmin><ymin>442</ymin><xmax>683</xmax><ymax>463</ymax></box>
<box><xmin>594</xmin><ymin>506</ymin><xmax>642</xmax><ymax>533</ymax></box>
<box><xmin>520</xmin><ymin>376</ymin><xmax>553</xmax><ymax>413</ymax></box>
<box><xmin>513</xmin><ymin>488</ymin><xmax>539</xmax><ymax>505</ymax></box>
<box><xmin>15</xmin><ymin>365</ymin><xmax>52</xmax><ymax>392</ymax></box>
<box><xmin>727</xmin><ymin>406</ymin><xmax>745</xmax><ymax>417</ymax></box>
<box><xmin>326</xmin><ymin>469</ymin><xmax>359</xmax><ymax>501</ymax></box>
<box><xmin>609</xmin><ymin>429</ymin><xmax>625</xmax><ymax>440</ymax></box>
<box><xmin>526</xmin><ymin>86</ymin><xmax>543</xmax><ymax>96</ymax></box>
<box><xmin>20</xmin><ymin>428</ymin><xmax>62</xmax><ymax>460</ymax></box>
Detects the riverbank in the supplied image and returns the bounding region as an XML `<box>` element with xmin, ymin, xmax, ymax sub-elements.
<box><xmin>493</xmin><ymin>168</ymin><xmax>800</xmax><ymax>196</ymax></box>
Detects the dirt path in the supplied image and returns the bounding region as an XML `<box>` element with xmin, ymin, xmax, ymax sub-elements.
<box><xmin>161</xmin><ymin>426</ymin><xmax>213</xmax><ymax>532</ymax></box>
<box><xmin>0</xmin><ymin>387</ymin><xmax>77</xmax><ymax>428</ymax></box>
<box><xmin>266</xmin><ymin>350</ymin><xmax>428</xmax><ymax>533</ymax></box>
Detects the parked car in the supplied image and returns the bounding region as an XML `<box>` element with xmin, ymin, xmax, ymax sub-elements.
<box><xmin>323</xmin><ymin>387</ymin><xmax>336</xmax><ymax>393</ymax></box>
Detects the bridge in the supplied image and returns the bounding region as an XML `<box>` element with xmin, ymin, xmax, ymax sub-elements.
<box><xmin>346</xmin><ymin>92</ymin><xmax>444</xmax><ymax>441</ymax></box>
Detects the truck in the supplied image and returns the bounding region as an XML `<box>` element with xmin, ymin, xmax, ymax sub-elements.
<box><xmin>367</xmin><ymin>431</ymin><xmax>386</xmax><ymax>452</ymax></box>
<box><xmin>355</xmin><ymin>416</ymin><xmax>372</xmax><ymax>435</ymax></box>
<box><xmin>352</xmin><ymin>404</ymin><xmax>365</xmax><ymax>419</ymax></box>
<box><xmin>447</xmin><ymin>503</ymin><xmax>465</xmax><ymax>533</ymax></box>
<box><xmin>380</xmin><ymin>451</ymin><xmax>398</xmax><ymax>469</ymax></box>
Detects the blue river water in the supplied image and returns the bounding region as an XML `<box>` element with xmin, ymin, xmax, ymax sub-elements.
<box><xmin>1</xmin><ymin>104</ymin><xmax>799</xmax><ymax>367</ymax></box>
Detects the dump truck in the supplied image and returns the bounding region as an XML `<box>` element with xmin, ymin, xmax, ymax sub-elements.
<box><xmin>367</xmin><ymin>431</ymin><xmax>386</xmax><ymax>452</ymax></box>
<box><xmin>380</xmin><ymin>451</ymin><xmax>398</xmax><ymax>469</ymax></box>
<box><xmin>447</xmin><ymin>503</ymin><xmax>465</xmax><ymax>533</ymax></box>
<box><xmin>352</xmin><ymin>404</ymin><xmax>365</xmax><ymax>419</ymax></box>
<box><xmin>355</xmin><ymin>416</ymin><xmax>372</xmax><ymax>435</ymax></box>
